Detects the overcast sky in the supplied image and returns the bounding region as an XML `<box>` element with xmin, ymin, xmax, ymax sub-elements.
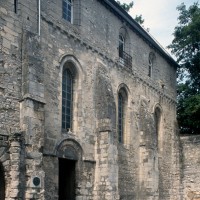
<box><xmin>120</xmin><ymin>0</ymin><xmax>198</xmax><ymax>55</ymax></box>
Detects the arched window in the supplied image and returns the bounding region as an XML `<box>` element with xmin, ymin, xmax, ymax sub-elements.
<box><xmin>118</xmin><ymin>93</ymin><xmax>124</xmax><ymax>143</ymax></box>
<box><xmin>118</xmin><ymin>88</ymin><xmax>128</xmax><ymax>143</ymax></box>
<box><xmin>119</xmin><ymin>34</ymin><xmax>125</xmax><ymax>58</ymax></box>
<box><xmin>62</xmin><ymin>68</ymin><xmax>73</xmax><ymax>130</ymax></box>
<box><xmin>148</xmin><ymin>56</ymin><xmax>152</xmax><ymax>77</ymax></box>
<box><xmin>62</xmin><ymin>0</ymin><xmax>73</xmax><ymax>23</ymax></box>
<box><xmin>148</xmin><ymin>52</ymin><xmax>155</xmax><ymax>77</ymax></box>
<box><xmin>154</xmin><ymin>107</ymin><xmax>161</xmax><ymax>137</ymax></box>
<box><xmin>118</xmin><ymin>30</ymin><xmax>132</xmax><ymax>68</ymax></box>
<box><xmin>0</xmin><ymin>164</ymin><xmax>5</xmax><ymax>199</ymax></box>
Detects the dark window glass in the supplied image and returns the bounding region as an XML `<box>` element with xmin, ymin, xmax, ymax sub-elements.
<box><xmin>62</xmin><ymin>69</ymin><xmax>73</xmax><ymax>130</ymax></box>
<box><xmin>148</xmin><ymin>53</ymin><xmax>155</xmax><ymax>77</ymax></box>
<box><xmin>148</xmin><ymin>57</ymin><xmax>152</xmax><ymax>77</ymax></box>
<box><xmin>155</xmin><ymin>108</ymin><xmax>161</xmax><ymax>135</ymax></box>
<box><xmin>62</xmin><ymin>0</ymin><xmax>72</xmax><ymax>23</ymax></box>
<box><xmin>118</xmin><ymin>93</ymin><xmax>124</xmax><ymax>143</ymax></box>
<box><xmin>14</xmin><ymin>0</ymin><xmax>18</xmax><ymax>13</ymax></box>
<box><xmin>119</xmin><ymin>35</ymin><xmax>124</xmax><ymax>58</ymax></box>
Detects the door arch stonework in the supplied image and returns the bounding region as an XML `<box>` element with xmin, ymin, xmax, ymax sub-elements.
<box><xmin>56</xmin><ymin>139</ymin><xmax>83</xmax><ymax>200</ymax></box>
<box><xmin>56</xmin><ymin>139</ymin><xmax>83</xmax><ymax>160</ymax></box>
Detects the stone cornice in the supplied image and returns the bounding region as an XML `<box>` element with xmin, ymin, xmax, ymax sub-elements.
<box><xmin>20</xmin><ymin>94</ymin><xmax>46</xmax><ymax>104</ymax></box>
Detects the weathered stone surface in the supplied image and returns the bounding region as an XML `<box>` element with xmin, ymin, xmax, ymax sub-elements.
<box><xmin>0</xmin><ymin>0</ymin><xmax>196</xmax><ymax>200</ymax></box>
<box><xmin>180</xmin><ymin>135</ymin><xmax>200</xmax><ymax>200</ymax></box>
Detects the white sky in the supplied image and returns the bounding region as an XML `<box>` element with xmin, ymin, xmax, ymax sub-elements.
<box><xmin>120</xmin><ymin>0</ymin><xmax>198</xmax><ymax>55</ymax></box>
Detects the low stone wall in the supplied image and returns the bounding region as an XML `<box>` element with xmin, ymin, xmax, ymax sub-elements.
<box><xmin>180</xmin><ymin>135</ymin><xmax>200</xmax><ymax>200</ymax></box>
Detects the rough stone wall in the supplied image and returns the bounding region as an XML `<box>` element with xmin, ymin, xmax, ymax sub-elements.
<box><xmin>138</xmin><ymin>99</ymin><xmax>159</xmax><ymax>199</ymax></box>
<box><xmin>0</xmin><ymin>0</ymin><xmax>23</xmax><ymax>199</ymax></box>
<box><xmin>1</xmin><ymin>0</ymin><xmax>46</xmax><ymax>199</ymax></box>
<box><xmin>80</xmin><ymin>0</ymin><xmax>177</xmax><ymax>99</ymax></box>
<box><xmin>180</xmin><ymin>135</ymin><xmax>200</xmax><ymax>200</ymax></box>
<box><xmin>20</xmin><ymin>28</ymin><xmax>45</xmax><ymax>200</ymax></box>
<box><xmin>39</xmin><ymin>1</ymin><xmax>178</xmax><ymax>199</ymax></box>
<box><xmin>0</xmin><ymin>0</ymin><xmax>181</xmax><ymax>199</ymax></box>
<box><xmin>94</xmin><ymin>65</ymin><xmax>119</xmax><ymax>200</ymax></box>
<box><xmin>0</xmin><ymin>0</ymin><xmax>22</xmax><ymax>139</ymax></box>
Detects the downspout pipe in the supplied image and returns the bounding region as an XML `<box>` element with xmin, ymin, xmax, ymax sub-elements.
<box><xmin>38</xmin><ymin>0</ymin><xmax>41</xmax><ymax>36</ymax></box>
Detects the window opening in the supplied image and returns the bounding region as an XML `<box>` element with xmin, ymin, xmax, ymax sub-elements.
<box><xmin>118</xmin><ymin>93</ymin><xmax>124</xmax><ymax>143</ymax></box>
<box><xmin>155</xmin><ymin>108</ymin><xmax>161</xmax><ymax>136</ymax></box>
<box><xmin>148</xmin><ymin>57</ymin><xmax>152</xmax><ymax>77</ymax></box>
<box><xmin>118</xmin><ymin>34</ymin><xmax>132</xmax><ymax>68</ymax></box>
<box><xmin>62</xmin><ymin>0</ymin><xmax>73</xmax><ymax>23</ymax></box>
<box><xmin>119</xmin><ymin>35</ymin><xmax>125</xmax><ymax>58</ymax></box>
<box><xmin>148</xmin><ymin>53</ymin><xmax>155</xmax><ymax>77</ymax></box>
<box><xmin>62</xmin><ymin>68</ymin><xmax>73</xmax><ymax>130</ymax></box>
<box><xmin>59</xmin><ymin>159</ymin><xmax>76</xmax><ymax>200</ymax></box>
<box><xmin>14</xmin><ymin>0</ymin><xmax>18</xmax><ymax>13</ymax></box>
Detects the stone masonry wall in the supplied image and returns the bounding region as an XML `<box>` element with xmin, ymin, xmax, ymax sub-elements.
<box><xmin>0</xmin><ymin>1</ymin><xmax>22</xmax><ymax>199</ymax></box>
<box><xmin>80</xmin><ymin>0</ymin><xmax>177</xmax><ymax>99</ymax></box>
<box><xmin>39</xmin><ymin>0</ymin><xmax>179</xmax><ymax>199</ymax></box>
<box><xmin>0</xmin><ymin>0</ymin><xmax>181</xmax><ymax>199</ymax></box>
<box><xmin>1</xmin><ymin>0</ymin><xmax>46</xmax><ymax>199</ymax></box>
<box><xmin>0</xmin><ymin>0</ymin><xmax>22</xmax><ymax>139</ymax></box>
<box><xmin>180</xmin><ymin>135</ymin><xmax>200</xmax><ymax>200</ymax></box>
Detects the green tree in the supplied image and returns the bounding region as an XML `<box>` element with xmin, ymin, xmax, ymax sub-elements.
<box><xmin>135</xmin><ymin>14</ymin><xmax>144</xmax><ymax>25</ymax></box>
<box><xmin>116</xmin><ymin>1</ymin><xmax>144</xmax><ymax>25</ymax></box>
<box><xmin>168</xmin><ymin>2</ymin><xmax>200</xmax><ymax>134</ymax></box>
<box><xmin>116</xmin><ymin>1</ymin><xmax>134</xmax><ymax>12</ymax></box>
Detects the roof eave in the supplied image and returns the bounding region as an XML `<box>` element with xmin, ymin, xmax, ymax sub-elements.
<box><xmin>99</xmin><ymin>0</ymin><xmax>179</xmax><ymax>68</ymax></box>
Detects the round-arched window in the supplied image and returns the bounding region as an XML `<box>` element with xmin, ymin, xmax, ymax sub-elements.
<box><xmin>62</xmin><ymin>68</ymin><xmax>74</xmax><ymax>130</ymax></box>
<box><xmin>119</xmin><ymin>35</ymin><xmax>125</xmax><ymax>58</ymax></box>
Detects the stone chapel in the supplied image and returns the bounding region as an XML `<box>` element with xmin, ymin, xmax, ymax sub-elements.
<box><xmin>0</xmin><ymin>0</ymin><xmax>200</xmax><ymax>200</ymax></box>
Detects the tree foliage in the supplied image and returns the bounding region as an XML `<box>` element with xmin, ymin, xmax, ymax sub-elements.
<box><xmin>168</xmin><ymin>2</ymin><xmax>200</xmax><ymax>134</ymax></box>
<box><xmin>116</xmin><ymin>1</ymin><xmax>134</xmax><ymax>12</ymax></box>
<box><xmin>116</xmin><ymin>1</ymin><xmax>144</xmax><ymax>24</ymax></box>
<box><xmin>135</xmin><ymin>14</ymin><xmax>144</xmax><ymax>25</ymax></box>
<box><xmin>177</xmin><ymin>83</ymin><xmax>200</xmax><ymax>134</ymax></box>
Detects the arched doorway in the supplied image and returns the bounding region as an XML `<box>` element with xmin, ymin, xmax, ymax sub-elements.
<box><xmin>0</xmin><ymin>163</ymin><xmax>5</xmax><ymax>199</ymax></box>
<box><xmin>56</xmin><ymin>139</ymin><xmax>82</xmax><ymax>200</ymax></box>
<box><xmin>59</xmin><ymin>158</ymin><xmax>76</xmax><ymax>200</ymax></box>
